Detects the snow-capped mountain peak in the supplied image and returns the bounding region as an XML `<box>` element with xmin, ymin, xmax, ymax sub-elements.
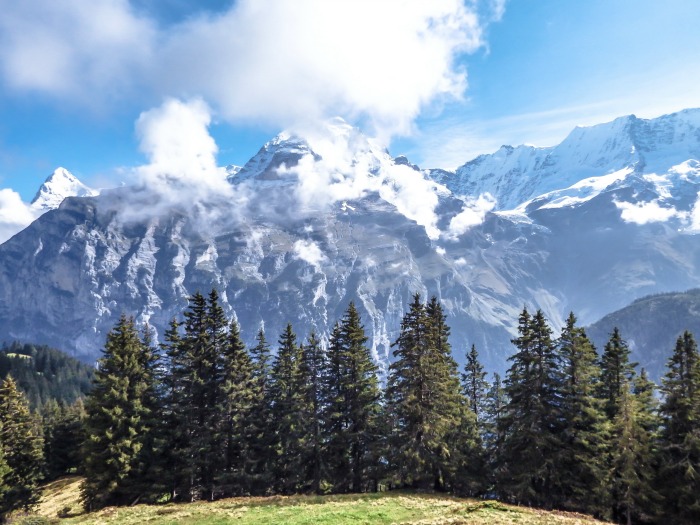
<box><xmin>30</xmin><ymin>167</ymin><xmax>98</xmax><ymax>212</ymax></box>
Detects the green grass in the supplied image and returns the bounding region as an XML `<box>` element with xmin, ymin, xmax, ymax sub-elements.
<box><xmin>32</xmin><ymin>477</ymin><xmax>607</xmax><ymax>525</ymax></box>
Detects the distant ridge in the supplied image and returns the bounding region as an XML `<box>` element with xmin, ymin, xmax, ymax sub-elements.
<box><xmin>587</xmin><ymin>288</ymin><xmax>700</xmax><ymax>380</ymax></box>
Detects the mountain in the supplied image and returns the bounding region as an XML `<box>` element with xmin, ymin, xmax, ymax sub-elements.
<box><xmin>0</xmin><ymin>110</ymin><xmax>699</xmax><ymax>374</ymax></box>
<box><xmin>30</xmin><ymin>167</ymin><xmax>98</xmax><ymax>212</ymax></box>
<box><xmin>587</xmin><ymin>289</ymin><xmax>700</xmax><ymax>381</ymax></box>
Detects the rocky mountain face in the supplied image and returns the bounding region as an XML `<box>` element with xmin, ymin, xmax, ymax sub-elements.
<box><xmin>1</xmin><ymin>110</ymin><xmax>699</xmax><ymax>374</ymax></box>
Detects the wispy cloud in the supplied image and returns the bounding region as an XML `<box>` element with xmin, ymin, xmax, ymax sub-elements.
<box><xmin>0</xmin><ymin>0</ymin><xmax>498</xmax><ymax>141</ymax></box>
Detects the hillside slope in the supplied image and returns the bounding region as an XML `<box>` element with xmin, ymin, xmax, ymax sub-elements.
<box><xmin>587</xmin><ymin>288</ymin><xmax>700</xmax><ymax>380</ymax></box>
<box><xmin>35</xmin><ymin>478</ymin><xmax>605</xmax><ymax>525</ymax></box>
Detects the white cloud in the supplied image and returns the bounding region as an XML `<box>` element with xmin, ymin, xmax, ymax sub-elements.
<box><xmin>0</xmin><ymin>188</ymin><xmax>39</xmax><ymax>243</ymax></box>
<box><xmin>0</xmin><ymin>0</ymin><xmax>488</xmax><ymax>139</ymax></box>
<box><xmin>271</xmin><ymin>119</ymin><xmax>448</xmax><ymax>239</ymax></box>
<box><xmin>0</xmin><ymin>0</ymin><xmax>155</xmax><ymax>102</ymax></box>
<box><xmin>615</xmin><ymin>199</ymin><xmax>680</xmax><ymax>225</ymax></box>
<box><xmin>445</xmin><ymin>192</ymin><xmax>496</xmax><ymax>239</ymax></box>
<box><xmin>293</xmin><ymin>240</ymin><xmax>327</xmax><ymax>268</ymax></box>
<box><xmin>117</xmin><ymin>98</ymin><xmax>241</xmax><ymax>225</ymax></box>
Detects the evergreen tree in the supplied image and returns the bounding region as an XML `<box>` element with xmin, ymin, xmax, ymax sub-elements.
<box><xmin>339</xmin><ymin>303</ymin><xmax>382</xmax><ymax>492</ymax></box>
<box><xmin>171</xmin><ymin>290</ymin><xmax>228</xmax><ymax>501</ymax></box>
<box><xmin>657</xmin><ymin>331</ymin><xmax>700</xmax><ymax>523</ymax></box>
<box><xmin>556</xmin><ymin>313</ymin><xmax>608</xmax><ymax>515</ymax></box>
<box><xmin>0</xmin><ymin>376</ymin><xmax>44</xmax><ymax>516</ymax></box>
<box><xmin>599</xmin><ymin>327</ymin><xmax>636</xmax><ymax>420</ymax></box>
<box><xmin>217</xmin><ymin>319</ymin><xmax>256</xmax><ymax>496</ymax></box>
<box><xmin>299</xmin><ymin>331</ymin><xmax>326</xmax><ymax>494</ymax></box>
<box><xmin>268</xmin><ymin>324</ymin><xmax>307</xmax><ymax>494</ymax></box>
<box><xmin>482</xmin><ymin>372</ymin><xmax>507</xmax><ymax>491</ymax></box>
<box><xmin>246</xmin><ymin>328</ymin><xmax>274</xmax><ymax>495</ymax></box>
<box><xmin>42</xmin><ymin>398</ymin><xmax>86</xmax><ymax>480</ymax></box>
<box><xmin>81</xmin><ymin>315</ymin><xmax>158</xmax><ymax>509</ymax></box>
<box><xmin>159</xmin><ymin>318</ymin><xmax>189</xmax><ymax>500</ymax></box>
<box><xmin>321</xmin><ymin>322</ymin><xmax>350</xmax><ymax>492</ymax></box>
<box><xmin>496</xmin><ymin>308</ymin><xmax>563</xmax><ymax>507</ymax></box>
<box><xmin>462</xmin><ymin>344</ymin><xmax>489</xmax><ymax>422</ymax></box>
<box><xmin>609</xmin><ymin>380</ymin><xmax>658</xmax><ymax>525</ymax></box>
<box><xmin>386</xmin><ymin>295</ymin><xmax>476</xmax><ymax>491</ymax></box>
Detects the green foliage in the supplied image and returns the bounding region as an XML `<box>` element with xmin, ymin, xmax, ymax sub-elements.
<box><xmin>0</xmin><ymin>342</ymin><xmax>93</xmax><ymax>410</ymax></box>
<box><xmin>268</xmin><ymin>324</ymin><xmax>306</xmax><ymax>494</ymax></box>
<box><xmin>80</xmin><ymin>315</ymin><xmax>159</xmax><ymax>510</ymax></box>
<box><xmin>0</xmin><ymin>376</ymin><xmax>45</xmax><ymax>516</ymax></box>
<box><xmin>555</xmin><ymin>313</ymin><xmax>608</xmax><ymax>515</ymax></box>
<box><xmin>599</xmin><ymin>327</ymin><xmax>636</xmax><ymax>420</ymax></box>
<box><xmin>386</xmin><ymin>295</ymin><xmax>478</xmax><ymax>492</ymax></box>
<box><xmin>462</xmin><ymin>344</ymin><xmax>488</xmax><ymax>423</ymax></box>
<box><xmin>497</xmin><ymin>309</ymin><xmax>563</xmax><ymax>506</ymax></box>
<box><xmin>657</xmin><ymin>331</ymin><xmax>700</xmax><ymax>523</ymax></box>
<box><xmin>41</xmin><ymin>398</ymin><xmax>86</xmax><ymax>480</ymax></box>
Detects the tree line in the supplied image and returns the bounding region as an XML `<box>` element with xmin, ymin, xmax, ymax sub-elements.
<box><xmin>2</xmin><ymin>290</ymin><xmax>700</xmax><ymax>524</ymax></box>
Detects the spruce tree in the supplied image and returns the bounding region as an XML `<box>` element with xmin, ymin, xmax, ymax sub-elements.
<box><xmin>462</xmin><ymin>344</ymin><xmax>489</xmax><ymax>423</ymax></box>
<box><xmin>497</xmin><ymin>308</ymin><xmax>563</xmax><ymax>507</ymax></box>
<box><xmin>81</xmin><ymin>315</ymin><xmax>158</xmax><ymax>509</ymax></box>
<box><xmin>218</xmin><ymin>319</ymin><xmax>256</xmax><ymax>496</ymax></box>
<box><xmin>246</xmin><ymin>328</ymin><xmax>274</xmax><ymax>495</ymax></box>
<box><xmin>599</xmin><ymin>327</ymin><xmax>636</xmax><ymax>420</ymax></box>
<box><xmin>321</xmin><ymin>322</ymin><xmax>350</xmax><ymax>491</ymax></box>
<box><xmin>657</xmin><ymin>331</ymin><xmax>700</xmax><ymax>523</ymax></box>
<box><xmin>386</xmin><ymin>295</ymin><xmax>476</xmax><ymax>491</ymax></box>
<box><xmin>0</xmin><ymin>376</ymin><xmax>44</xmax><ymax>515</ymax></box>
<box><xmin>299</xmin><ymin>331</ymin><xmax>326</xmax><ymax>494</ymax></box>
<box><xmin>268</xmin><ymin>324</ymin><xmax>307</xmax><ymax>494</ymax></box>
<box><xmin>556</xmin><ymin>313</ymin><xmax>608</xmax><ymax>514</ymax></box>
<box><xmin>42</xmin><ymin>398</ymin><xmax>86</xmax><ymax>480</ymax></box>
<box><xmin>609</xmin><ymin>379</ymin><xmax>658</xmax><ymax>525</ymax></box>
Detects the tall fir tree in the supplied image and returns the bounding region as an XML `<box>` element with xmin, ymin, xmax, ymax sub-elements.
<box><xmin>0</xmin><ymin>376</ymin><xmax>44</xmax><ymax>516</ymax></box>
<box><xmin>299</xmin><ymin>331</ymin><xmax>326</xmax><ymax>494</ymax></box>
<box><xmin>599</xmin><ymin>327</ymin><xmax>636</xmax><ymax>420</ymax></box>
<box><xmin>462</xmin><ymin>344</ymin><xmax>488</xmax><ymax>423</ymax></box>
<box><xmin>42</xmin><ymin>398</ymin><xmax>86</xmax><ymax>480</ymax></box>
<box><xmin>496</xmin><ymin>308</ymin><xmax>564</xmax><ymax>507</ymax></box>
<box><xmin>657</xmin><ymin>331</ymin><xmax>700</xmax><ymax>523</ymax></box>
<box><xmin>246</xmin><ymin>328</ymin><xmax>274</xmax><ymax>495</ymax></box>
<box><xmin>555</xmin><ymin>313</ymin><xmax>608</xmax><ymax>515</ymax></box>
<box><xmin>321</xmin><ymin>322</ymin><xmax>350</xmax><ymax>492</ymax></box>
<box><xmin>81</xmin><ymin>315</ymin><xmax>157</xmax><ymax>509</ymax></box>
<box><xmin>386</xmin><ymin>295</ymin><xmax>476</xmax><ymax>491</ymax></box>
<box><xmin>609</xmin><ymin>379</ymin><xmax>658</xmax><ymax>525</ymax></box>
<box><xmin>217</xmin><ymin>319</ymin><xmax>256</xmax><ymax>496</ymax></box>
<box><xmin>268</xmin><ymin>324</ymin><xmax>307</xmax><ymax>494</ymax></box>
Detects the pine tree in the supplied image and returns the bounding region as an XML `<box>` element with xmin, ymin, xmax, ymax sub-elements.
<box><xmin>496</xmin><ymin>308</ymin><xmax>563</xmax><ymax>507</ymax></box>
<box><xmin>599</xmin><ymin>327</ymin><xmax>636</xmax><ymax>420</ymax></box>
<box><xmin>246</xmin><ymin>328</ymin><xmax>274</xmax><ymax>495</ymax></box>
<box><xmin>0</xmin><ymin>376</ymin><xmax>44</xmax><ymax>516</ymax></box>
<box><xmin>386</xmin><ymin>295</ymin><xmax>476</xmax><ymax>491</ymax></box>
<box><xmin>217</xmin><ymin>319</ymin><xmax>256</xmax><ymax>496</ymax></box>
<box><xmin>657</xmin><ymin>331</ymin><xmax>700</xmax><ymax>523</ymax></box>
<box><xmin>81</xmin><ymin>315</ymin><xmax>158</xmax><ymax>509</ymax></box>
<box><xmin>299</xmin><ymin>331</ymin><xmax>326</xmax><ymax>494</ymax></box>
<box><xmin>556</xmin><ymin>313</ymin><xmax>608</xmax><ymax>514</ymax></box>
<box><xmin>609</xmin><ymin>380</ymin><xmax>658</xmax><ymax>525</ymax></box>
<box><xmin>42</xmin><ymin>398</ymin><xmax>86</xmax><ymax>480</ymax></box>
<box><xmin>268</xmin><ymin>324</ymin><xmax>307</xmax><ymax>494</ymax></box>
<box><xmin>170</xmin><ymin>290</ymin><xmax>228</xmax><ymax>501</ymax></box>
<box><xmin>462</xmin><ymin>344</ymin><xmax>488</xmax><ymax>423</ymax></box>
<box><xmin>321</xmin><ymin>321</ymin><xmax>350</xmax><ymax>492</ymax></box>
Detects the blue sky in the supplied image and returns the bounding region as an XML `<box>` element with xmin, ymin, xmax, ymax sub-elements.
<box><xmin>0</xmin><ymin>0</ymin><xmax>698</xmax><ymax>204</ymax></box>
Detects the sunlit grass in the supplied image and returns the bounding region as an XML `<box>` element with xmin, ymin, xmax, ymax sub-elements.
<box><xmin>35</xmin><ymin>478</ymin><xmax>606</xmax><ymax>525</ymax></box>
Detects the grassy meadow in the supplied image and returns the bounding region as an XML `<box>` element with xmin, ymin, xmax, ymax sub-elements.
<box><xmin>24</xmin><ymin>476</ymin><xmax>607</xmax><ymax>525</ymax></box>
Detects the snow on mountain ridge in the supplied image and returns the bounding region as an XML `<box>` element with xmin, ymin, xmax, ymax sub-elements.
<box><xmin>431</xmin><ymin>108</ymin><xmax>700</xmax><ymax>211</ymax></box>
<box><xmin>30</xmin><ymin>167</ymin><xmax>98</xmax><ymax>211</ymax></box>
